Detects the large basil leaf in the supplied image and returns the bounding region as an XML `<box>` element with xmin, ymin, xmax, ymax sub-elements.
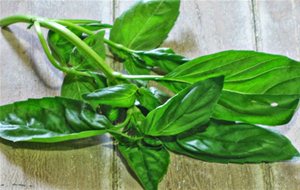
<box><xmin>82</xmin><ymin>84</ymin><xmax>138</xmax><ymax>108</ymax></box>
<box><xmin>143</xmin><ymin>77</ymin><xmax>224</xmax><ymax>136</ymax></box>
<box><xmin>69</xmin><ymin>31</ymin><xmax>106</xmax><ymax>71</ymax></box>
<box><xmin>213</xmin><ymin>91</ymin><xmax>300</xmax><ymax>125</ymax></box>
<box><xmin>0</xmin><ymin>97</ymin><xmax>112</xmax><ymax>143</ymax></box>
<box><xmin>134</xmin><ymin>48</ymin><xmax>189</xmax><ymax>73</ymax></box>
<box><xmin>136</xmin><ymin>87</ymin><xmax>162</xmax><ymax>111</ymax></box>
<box><xmin>163</xmin><ymin>50</ymin><xmax>300</xmax><ymax>125</ymax></box>
<box><xmin>110</xmin><ymin>0</ymin><xmax>180</xmax><ymax>50</ymax></box>
<box><xmin>61</xmin><ymin>74</ymin><xmax>104</xmax><ymax>101</ymax></box>
<box><xmin>163</xmin><ymin>120</ymin><xmax>299</xmax><ymax>163</ymax></box>
<box><xmin>118</xmin><ymin>143</ymin><xmax>169</xmax><ymax>190</ymax></box>
<box><xmin>166</xmin><ymin>50</ymin><xmax>300</xmax><ymax>95</ymax></box>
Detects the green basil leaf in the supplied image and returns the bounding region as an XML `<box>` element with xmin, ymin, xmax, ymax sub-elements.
<box><xmin>118</xmin><ymin>143</ymin><xmax>170</xmax><ymax>190</ymax></box>
<box><xmin>82</xmin><ymin>84</ymin><xmax>138</xmax><ymax>108</ymax></box>
<box><xmin>162</xmin><ymin>80</ymin><xmax>300</xmax><ymax>125</ymax></box>
<box><xmin>69</xmin><ymin>31</ymin><xmax>106</xmax><ymax>71</ymax></box>
<box><xmin>162</xmin><ymin>50</ymin><xmax>300</xmax><ymax>125</ymax></box>
<box><xmin>0</xmin><ymin>97</ymin><xmax>112</xmax><ymax>143</ymax></box>
<box><xmin>100</xmin><ymin>105</ymin><xmax>121</xmax><ymax>122</ymax></box>
<box><xmin>143</xmin><ymin>77</ymin><xmax>224</xmax><ymax>136</ymax></box>
<box><xmin>167</xmin><ymin>120</ymin><xmax>299</xmax><ymax>163</ymax></box>
<box><xmin>134</xmin><ymin>48</ymin><xmax>189</xmax><ymax>73</ymax></box>
<box><xmin>137</xmin><ymin>87</ymin><xmax>162</xmax><ymax>111</ymax></box>
<box><xmin>110</xmin><ymin>0</ymin><xmax>180</xmax><ymax>50</ymax></box>
<box><xmin>124</xmin><ymin>55</ymin><xmax>150</xmax><ymax>75</ymax></box>
<box><xmin>166</xmin><ymin>50</ymin><xmax>300</xmax><ymax>95</ymax></box>
<box><xmin>47</xmin><ymin>29</ymin><xmax>82</xmax><ymax>66</ymax></box>
<box><xmin>213</xmin><ymin>91</ymin><xmax>300</xmax><ymax>125</ymax></box>
<box><xmin>126</xmin><ymin>107</ymin><xmax>146</xmax><ymax>134</ymax></box>
<box><xmin>61</xmin><ymin>74</ymin><xmax>105</xmax><ymax>101</ymax></box>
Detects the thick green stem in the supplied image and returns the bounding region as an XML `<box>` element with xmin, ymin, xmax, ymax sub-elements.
<box><xmin>103</xmin><ymin>38</ymin><xmax>134</xmax><ymax>53</ymax></box>
<box><xmin>33</xmin><ymin>21</ymin><xmax>91</xmax><ymax>77</ymax></box>
<box><xmin>0</xmin><ymin>15</ymin><xmax>116</xmax><ymax>81</ymax></box>
<box><xmin>118</xmin><ymin>74</ymin><xmax>190</xmax><ymax>83</ymax></box>
<box><xmin>54</xmin><ymin>20</ymin><xmax>94</xmax><ymax>35</ymax></box>
<box><xmin>56</xmin><ymin>19</ymin><xmax>102</xmax><ymax>24</ymax></box>
<box><xmin>0</xmin><ymin>15</ymin><xmax>176</xmax><ymax>83</ymax></box>
<box><xmin>53</xmin><ymin>19</ymin><xmax>134</xmax><ymax>53</ymax></box>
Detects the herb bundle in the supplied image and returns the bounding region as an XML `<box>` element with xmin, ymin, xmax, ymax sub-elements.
<box><xmin>0</xmin><ymin>0</ymin><xmax>299</xmax><ymax>189</ymax></box>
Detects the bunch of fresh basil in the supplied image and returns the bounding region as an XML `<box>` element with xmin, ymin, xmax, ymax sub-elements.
<box><xmin>0</xmin><ymin>0</ymin><xmax>299</xmax><ymax>190</ymax></box>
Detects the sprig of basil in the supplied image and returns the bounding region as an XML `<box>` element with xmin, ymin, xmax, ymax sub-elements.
<box><xmin>0</xmin><ymin>1</ymin><xmax>299</xmax><ymax>190</ymax></box>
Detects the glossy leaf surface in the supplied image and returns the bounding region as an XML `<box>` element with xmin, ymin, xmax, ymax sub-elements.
<box><xmin>166</xmin><ymin>50</ymin><xmax>300</xmax><ymax>95</ymax></box>
<box><xmin>0</xmin><ymin>97</ymin><xmax>112</xmax><ymax>142</ymax></box>
<box><xmin>83</xmin><ymin>84</ymin><xmax>138</xmax><ymax>108</ymax></box>
<box><xmin>135</xmin><ymin>48</ymin><xmax>188</xmax><ymax>73</ymax></box>
<box><xmin>110</xmin><ymin>0</ymin><xmax>180</xmax><ymax>50</ymax></box>
<box><xmin>143</xmin><ymin>77</ymin><xmax>223</xmax><ymax>136</ymax></box>
<box><xmin>174</xmin><ymin>121</ymin><xmax>298</xmax><ymax>163</ymax></box>
<box><xmin>118</xmin><ymin>143</ymin><xmax>169</xmax><ymax>190</ymax></box>
<box><xmin>213</xmin><ymin>91</ymin><xmax>300</xmax><ymax>125</ymax></box>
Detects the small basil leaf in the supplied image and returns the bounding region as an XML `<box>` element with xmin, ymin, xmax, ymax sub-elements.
<box><xmin>61</xmin><ymin>74</ymin><xmax>105</xmax><ymax>101</ymax></box>
<box><xmin>171</xmin><ymin>120</ymin><xmax>299</xmax><ymax>163</ymax></box>
<box><xmin>110</xmin><ymin>0</ymin><xmax>180</xmax><ymax>51</ymax></box>
<box><xmin>47</xmin><ymin>29</ymin><xmax>82</xmax><ymax>66</ymax></box>
<box><xmin>118</xmin><ymin>143</ymin><xmax>170</xmax><ymax>190</ymax></box>
<box><xmin>213</xmin><ymin>91</ymin><xmax>300</xmax><ymax>125</ymax></box>
<box><xmin>126</xmin><ymin>107</ymin><xmax>146</xmax><ymax>134</ymax></box>
<box><xmin>69</xmin><ymin>31</ymin><xmax>106</xmax><ymax>71</ymax></box>
<box><xmin>143</xmin><ymin>77</ymin><xmax>224</xmax><ymax>136</ymax></box>
<box><xmin>166</xmin><ymin>50</ymin><xmax>300</xmax><ymax>95</ymax></box>
<box><xmin>83</xmin><ymin>84</ymin><xmax>138</xmax><ymax>108</ymax></box>
<box><xmin>124</xmin><ymin>55</ymin><xmax>150</xmax><ymax>75</ymax></box>
<box><xmin>100</xmin><ymin>105</ymin><xmax>121</xmax><ymax>122</ymax></box>
<box><xmin>134</xmin><ymin>48</ymin><xmax>189</xmax><ymax>73</ymax></box>
<box><xmin>136</xmin><ymin>87</ymin><xmax>162</xmax><ymax>111</ymax></box>
<box><xmin>0</xmin><ymin>97</ymin><xmax>112</xmax><ymax>143</ymax></box>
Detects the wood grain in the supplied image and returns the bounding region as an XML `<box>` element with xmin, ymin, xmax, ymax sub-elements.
<box><xmin>0</xmin><ymin>0</ymin><xmax>299</xmax><ymax>190</ymax></box>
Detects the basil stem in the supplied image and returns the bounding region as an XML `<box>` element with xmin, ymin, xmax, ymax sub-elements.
<box><xmin>0</xmin><ymin>15</ymin><xmax>116</xmax><ymax>82</ymax></box>
<box><xmin>33</xmin><ymin>21</ymin><xmax>92</xmax><ymax>77</ymax></box>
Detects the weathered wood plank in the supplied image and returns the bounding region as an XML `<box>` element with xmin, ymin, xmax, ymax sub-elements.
<box><xmin>0</xmin><ymin>1</ymin><xmax>114</xmax><ymax>189</ymax></box>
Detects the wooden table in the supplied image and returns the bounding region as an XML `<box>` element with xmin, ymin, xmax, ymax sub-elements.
<box><xmin>0</xmin><ymin>0</ymin><xmax>299</xmax><ymax>189</ymax></box>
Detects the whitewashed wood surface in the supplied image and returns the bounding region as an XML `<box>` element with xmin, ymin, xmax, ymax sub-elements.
<box><xmin>0</xmin><ymin>0</ymin><xmax>299</xmax><ymax>190</ymax></box>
